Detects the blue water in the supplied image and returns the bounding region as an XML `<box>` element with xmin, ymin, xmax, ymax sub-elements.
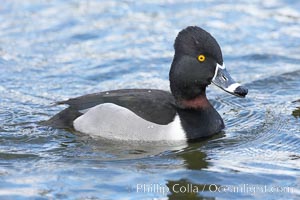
<box><xmin>0</xmin><ymin>0</ymin><xmax>300</xmax><ymax>199</ymax></box>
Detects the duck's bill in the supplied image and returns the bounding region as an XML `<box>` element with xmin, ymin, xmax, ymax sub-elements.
<box><xmin>212</xmin><ymin>63</ymin><xmax>248</xmax><ymax>98</ymax></box>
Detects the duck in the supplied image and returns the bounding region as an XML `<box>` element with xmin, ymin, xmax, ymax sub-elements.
<box><xmin>42</xmin><ymin>26</ymin><xmax>248</xmax><ymax>141</ymax></box>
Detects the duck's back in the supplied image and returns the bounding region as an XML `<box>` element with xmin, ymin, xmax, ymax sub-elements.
<box><xmin>43</xmin><ymin>89</ymin><xmax>177</xmax><ymax>128</ymax></box>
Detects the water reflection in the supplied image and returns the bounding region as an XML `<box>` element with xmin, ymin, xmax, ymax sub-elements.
<box><xmin>165</xmin><ymin>134</ymin><xmax>226</xmax><ymax>199</ymax></box>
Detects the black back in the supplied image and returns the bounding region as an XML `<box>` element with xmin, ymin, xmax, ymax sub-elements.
<box><xmin>43</xmin><ymin>89</ymin><xmax>177</xmax><ymax>128</ymax></box>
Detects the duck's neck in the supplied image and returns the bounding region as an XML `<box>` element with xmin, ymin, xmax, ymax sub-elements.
<box><xmin>175</xmin><ymin>93</ymin><xmax>224</xmax><ymax>140</ymax></box>
<box><xmin>177</xmin><ymin>94</ymin><xmax>211</xmax><ymax>109</ymax></box>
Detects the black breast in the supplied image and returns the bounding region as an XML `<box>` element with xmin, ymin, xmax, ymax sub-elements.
<box><xmin>176</xmin><ymin>106</ymin><xmax>224</xmax><ymax>140</ymax></box>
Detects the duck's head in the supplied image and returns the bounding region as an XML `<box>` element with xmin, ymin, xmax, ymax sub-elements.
<box><xmin>169</xmin><ymin>26</ymin><xmax>248</xmax><ymax>107</ymax></box>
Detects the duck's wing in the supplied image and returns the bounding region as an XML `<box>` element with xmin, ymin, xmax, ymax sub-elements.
<box><xmin>42</xmin><ymin>89</ymin><xmax>177</xmax><ymax>129</ymax></box>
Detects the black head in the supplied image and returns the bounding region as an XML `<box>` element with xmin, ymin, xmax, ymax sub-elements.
<box><xmin>169</xmin><ymin>26</ymin><xmax>223</xmax><ymax>101</ymax></box>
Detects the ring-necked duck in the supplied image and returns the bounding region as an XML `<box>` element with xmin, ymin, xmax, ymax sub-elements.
<box><xmin>42</xmin><ymin>26</ymin><xmax>248</xmax><ymax>141</ymax></box>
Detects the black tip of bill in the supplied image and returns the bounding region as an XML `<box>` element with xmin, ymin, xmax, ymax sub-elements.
<box><xmin>233</xmin><ymin>85</ymin><xmax>248</xmax><ymax>98</ymax></box>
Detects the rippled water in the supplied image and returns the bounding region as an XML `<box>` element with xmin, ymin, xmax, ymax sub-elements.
<box><xmin>1</xmin><ymin>0</ymin><xmax>300</xmax><ymax>199</ymax></box>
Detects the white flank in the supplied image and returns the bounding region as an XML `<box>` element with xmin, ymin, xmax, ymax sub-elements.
<box><xmin>73</xmin><ymin>103</ymin><xmax>187</xmax><ymax>141</ymax></box>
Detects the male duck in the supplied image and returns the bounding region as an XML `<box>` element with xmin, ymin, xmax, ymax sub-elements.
<box><xmin>43</xmin><ymin>26</ymin><xmax>248</xmax><ymax>141</ymax></box>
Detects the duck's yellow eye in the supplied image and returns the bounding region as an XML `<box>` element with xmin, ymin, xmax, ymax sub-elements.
<box><xmin>198</xmin><ymin>54</ymin><xmax>206</xmax><ymax>62</ymax></box>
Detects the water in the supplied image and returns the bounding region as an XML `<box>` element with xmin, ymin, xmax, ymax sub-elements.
<box><xmin>0</xmin><ymin>0</ymin><xmax>300</xmax><ymax>199</ymax></box>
